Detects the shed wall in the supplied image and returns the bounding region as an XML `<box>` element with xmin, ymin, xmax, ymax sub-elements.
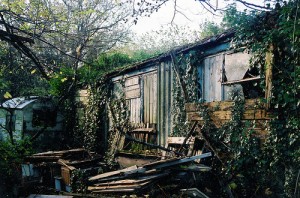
<box><xmin>157</xmin><ymin>61</ymin><xmax>173</xmax><ymax>145</ymax></box>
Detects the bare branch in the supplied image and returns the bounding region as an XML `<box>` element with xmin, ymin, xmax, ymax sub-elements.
<box><xmin>235</xmin><ymin>0</ymin><xmax>272</xmax><ymax>10</ymax></box>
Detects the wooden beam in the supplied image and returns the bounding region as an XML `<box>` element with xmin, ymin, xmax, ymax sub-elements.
<box><xmin>89</xmin><ymin>165</ymin><xmax>140</xmax><ymax>181</ymax></box>
<box><xmin>221</xmin><ymin>76</ymin><xmax>261</xmax><ymax>85</ymax></box>
<box><xmin>265</xmin><ymin>46</ymin><xmax>273</xmax><ymax>109</ymax></box>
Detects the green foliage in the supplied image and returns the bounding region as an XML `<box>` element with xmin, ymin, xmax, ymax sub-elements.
<box><xmin>0</xmin><ymin>45</ymin><xmax>50</xmax><ymax>99</ymax></box>
<box><xmin>74</xmin><ymin>52</ymin><xmax>134</xmax><ymax>153</ymax></box>
<box><xmin>104</xmin><ymin>81</ymin><xmax>132</xmax><ymax>166</ymax></box>
<box><xmin>199</xmin><ymin>21</ymin><xmax>225</xmax><ymax>38</ymax></box>
<box><xmin>79</xmin><ymin>52</ymin><xmax>134</xmax><ymax>85</ymax></box>
<box><xmin>71</xmin><ymin>169</ymin><xmax>89</xmax><ymax>194</ymax></box>
<box><xmin>49</xmin><ymin>66</ymin><xmax>75</xmax><ymax>96</ymax></box>
<box><xmin>172</xmin><ymin>51</ymin><xmax>199</xmax><ymax>136</ymax></box>
<box><xmin>196</xmin><ymin>2</ymin><xmax>300</xmax><ymax>197</ymax></box>
<box><xmin>0</xmin><ymin>138</ymin><xmax>33</xmax><ymax>192</ymax></box>
<box><xmin>123</xmin><ymin>24</ymin><xmax>200</xmax><ymax>57</ymax></box>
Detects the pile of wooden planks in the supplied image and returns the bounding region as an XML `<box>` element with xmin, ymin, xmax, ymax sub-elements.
<box><xmin>23</xmin><ymin>148</ymin><xmax>102</xmax><ymax>189</ymax></box>
<box><xmin>88</xmin><ymin>152</ymin><xmax>212</xmax><ymax>194</ymax></box>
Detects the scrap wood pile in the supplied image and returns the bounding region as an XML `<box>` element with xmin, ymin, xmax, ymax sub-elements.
<box><xmin>23</xmin><ymin>148</ymin><xmax>102</xmax><ymax>187</ymax></box>
<box><xmin>25</xmin><ymin>148</ymin><xmax>102</xmax><ymax>169</ymax></box>
<box><xmin>87</xmin><ymin>152</ymin><xmax>212</xmax><ymax>194</ymax></box>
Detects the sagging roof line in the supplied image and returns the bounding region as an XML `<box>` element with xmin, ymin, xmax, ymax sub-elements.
<box><xmin>106</xmin><ymin>29</ymin><xmax>235</xmax><ymax>79</ymax></box>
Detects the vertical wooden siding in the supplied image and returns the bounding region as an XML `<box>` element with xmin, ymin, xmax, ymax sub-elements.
<box><xmin>143</xmin><ymin>72</ymin><xmax>157</xmax><ymax>125</ymax></box>
<box><xmin>128</xmin><ymin>98</ymin><xmax>141</xmax><ymax>124</ymax></box>
<box><xmin>202</xmin><ymin>53</ymin><xmax>224</xmax><ymax>102</ymax></box>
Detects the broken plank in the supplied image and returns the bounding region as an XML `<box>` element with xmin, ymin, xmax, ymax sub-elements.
<box><xmin>88</xmin><ymin>181</ymin><xmax>152</xmax><ymax>191</ymax></box>
<box><xmin>92</xmin><ymin>169</ymin><xmax>167</xmax><ymax>183</ymax></box>
<box><xmin>32</xmin><ymin>148</ymin><xmax>85</xmax><ymax>156</ymax></box>
<box><xmin>143</xmin><ymin>152</ymin><xmax>212</xmax><ymax>170</ymax></box>
<box><xmin>90</xmin><ymin>188</ymin><xmax>136</xmax><ymax>193</ymax></box>
<box><xmin>88</xmin><ymin>165</ymin><xmax>145</xmax><ymax>181</ymax></box>
<box><xmin>93</xmin><ymin>172</ymin><xmax>169</xmax><ymax>186</ymax></box>
<box><xmin>25</xmin><ymin>155</ymin><xmax>61</xmax><ymax>162</ymax></box>
<box><xmin>57</xmin><ymin>159</ymin><xmax>76</xmax><ymax>171</ymax></box>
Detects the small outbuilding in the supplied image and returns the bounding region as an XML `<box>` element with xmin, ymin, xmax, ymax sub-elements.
<box><xmin>0</xmin><ymin>96</ymin><xmax>63</xmax><ymax>149</ymax></box>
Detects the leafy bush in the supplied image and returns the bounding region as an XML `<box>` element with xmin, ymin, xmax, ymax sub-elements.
<box><xmin>0</xmin><ymin>138</ymin><xmax>33</xmax><ymax>193</ymax></box>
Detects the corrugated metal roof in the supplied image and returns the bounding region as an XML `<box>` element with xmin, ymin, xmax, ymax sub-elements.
<box><xmin>106</xmin><ymin>29</ymin><xmax>235</xmax><ymax>79</ymax></box>
<box><xmin>2</xmin><ymin>96</ymin><xmax>39</xmax><ymax>109</ymax></box>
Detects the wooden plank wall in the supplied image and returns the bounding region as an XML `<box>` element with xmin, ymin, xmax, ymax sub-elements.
<box><xmin>186</xmin><ymin>99</ymin><xmax>272</xmax><ymax>139</ymax></box>
<box><xmin>203</xmin><ymin>54</ymin><xmax>223</xmax><ymax>102</ymax></box>
<box><xmin>143</xmin><ymin>72</ymin><xmax>157</xmax><ymax>125</ymax></box>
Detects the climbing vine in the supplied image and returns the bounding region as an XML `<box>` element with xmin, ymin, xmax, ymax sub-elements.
<box><xmin>171</xmin><ymin>51</ymin><xmax>200</xmax><ymax>136</ymax></box>
<box><xmin>104</xmin><ymin>79</ymin><xmax>133</xmax><ymax>167</ymax></box>
<box><xmin>192</xmin><ymin>2</ymin><xmax>300</xmax><ymax>197</ymax></box>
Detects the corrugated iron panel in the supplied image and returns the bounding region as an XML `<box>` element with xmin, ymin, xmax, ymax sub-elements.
<box><xmin>157</xmin><ymin>61</ymin><xmax>173</xmax><ymax>146</ymax></box>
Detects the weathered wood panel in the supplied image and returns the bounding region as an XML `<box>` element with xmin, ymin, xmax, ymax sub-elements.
<box><xmin>186</xmin><ymin>99</ymin><xmax>265</xmax><ymax>112</ymax></box>
<box><xmin>187</xmin><ymin>109</ymin><xmax>271</xmax><ymax>121</ymax></box>
<box><xmin>203</xmin><ymin>54</ymin><xmax>223</xmax><ymax>102</ymax></box>
<box><xmin>186</xmin><ymin>99</ymin><xmax>272</xmax><ymax>139</ymax></box>
<box><xmin>125</xmin><ymin>77</ymin><xmax>139</xmax><ymax>87</ymax></box>
<box><xmin>143</xmin><ymin>72</ymin><xmax>157</xmax><ymax>125</ymax></box>
<box><xmin>129</xmin><ymin>98</ymin><xmax>141</xmax><ymax>123</ymax></box>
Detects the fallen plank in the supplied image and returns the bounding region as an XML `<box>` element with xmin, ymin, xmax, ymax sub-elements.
<box><xmin>124</xmin><ymin>133</ymin><xmax>184</xmax><ymax>156</ymax></box>
<box><xmin>90</xmin><ymin>169</ymin><xmax>166</xmax><ymax>183</ymax></box>
<box><xmin>93</xmin><ymin>172</ymin><xmax>169</xmax><ymax>186</ymax></box>
<box><xmin>32</xmin><ymin>148</ymin><xmax>85</xmax><ymax>156</ymax></box>
<box><xmin>143</xmin><ymin>152</ymin><xmax>212</xmax><ymax>170</ymax></box>
<box><xmin>173</xmin><ymin>164</ymin><xmax>212</xmax><ymax>172</ymax></box>
<box><xmin>180</xmin><ymin>188</ymin><xmax>209</xmax><ymax>198</ymax></box>
<box><xmin>27</xmin><ymin>195</ymin><xmax>73</xmax><ymax>198</ymax></box>
<box><xmin>25</xmin><ymin>155</ymin><xmax>61</xmax><ymax>162</ymax></box>
<box><xmin>89</xmin><ymin>165</ymin><xmax>142</xmax><ymax>181</ymax></box>
<box><xmin>90</xmin><ymin>188</ymin><xmax>136</xmax><ymax>193</ymax></box>
<box><xmin>57</xmin><ymin>159</ymin><xmax>76</xmax><ymax>171</ymax></box>
<box><xmin>88</xmin><ymin>181</ymin><xmax>151</xmax><ymax>191</ymax></box>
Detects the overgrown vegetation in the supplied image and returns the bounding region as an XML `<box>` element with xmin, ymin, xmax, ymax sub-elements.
<box><xmin>171</xmin><ymin>51</ymin><xmax>200</xmax><ymax>136</ymax></box>
<box><xmin>0</xmin><ymin>138</ymin><xmax>33</xmax><ymax>196</ymax></box>
<box><xmin>181</xmin><ymin>2</ymin><xmax>300</xmax><ymax>197</ymax></box>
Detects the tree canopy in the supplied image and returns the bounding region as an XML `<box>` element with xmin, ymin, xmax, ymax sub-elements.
<box><xmin>0</xmin><ymin>0</ymin><xmax>132</xmax><ymax>79</ymax></box>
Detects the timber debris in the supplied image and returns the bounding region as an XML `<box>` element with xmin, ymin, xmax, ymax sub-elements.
<box><xmin>87</xmin><ymin>152</ymin><xmax>212</xmax><ymax>194</ymax></box>
<box><xmin>22</xmin><ymin>148</ymin><xmax>102</xmax><ymax>193</ymax></box>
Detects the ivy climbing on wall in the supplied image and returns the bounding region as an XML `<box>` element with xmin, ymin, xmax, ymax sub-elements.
<box><xmin>171</xmin><ymin>51</ymin><xmax>200</xmax><ymax>136</ymax></box>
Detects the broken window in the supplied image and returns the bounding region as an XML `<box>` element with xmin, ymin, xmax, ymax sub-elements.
<box><xmin>222</xmin><ymin>52</ymin><xmax>263</xmax><ymax>100</ymax></box>
<box><xmin>32</xmin><ymin>109</ymin><xmax>57</xmax><ymax>127</ymax></box>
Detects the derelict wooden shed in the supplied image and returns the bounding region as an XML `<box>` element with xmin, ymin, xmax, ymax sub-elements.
<box><xmin>109</xmin><ymin>30</ymin><xmax>262</xmax><ymax>147</ymax></box>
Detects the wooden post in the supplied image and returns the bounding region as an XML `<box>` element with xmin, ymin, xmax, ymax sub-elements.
<box><xmin>265</xmin><ymin>45</ymin><xmax>274</xmax><ymax>110</ymax></box>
